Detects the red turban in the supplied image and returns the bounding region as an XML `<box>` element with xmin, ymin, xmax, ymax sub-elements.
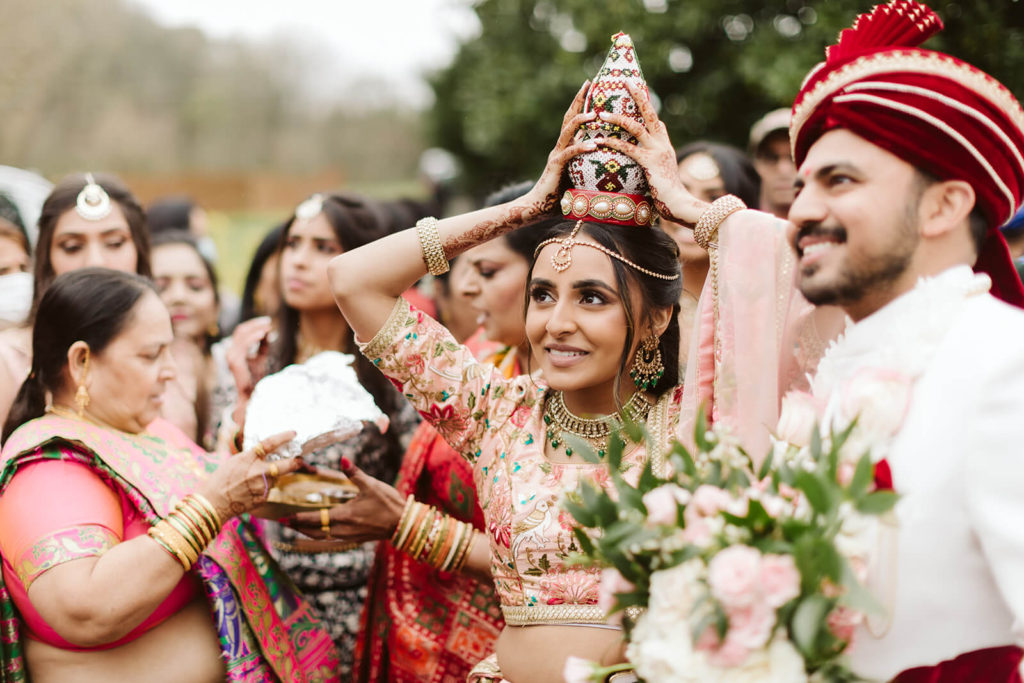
<box><xmin>791</xmin><ymin>0</ymin><xmax>1024</xmax><ymax>307</ymax></box>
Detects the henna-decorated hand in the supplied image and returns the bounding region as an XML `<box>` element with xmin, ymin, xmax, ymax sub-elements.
<box><xmin>523</xmin><ymin>80</ymin><xmax>599</xmax><ymax>215</ymax></box>
<box><xmin>198</xmin><ymin>431</ymin><xmax>301</xmax><ymax>522</ymax></box>
<box><xmin>590</xmin><ymin>80</ymin><xmax>709</xmax><ymax>227</ymax></box>
<box><xmin>281</xmin><ymin>458</ymin><xmax>406</xmax><ymax>543</ymax></box>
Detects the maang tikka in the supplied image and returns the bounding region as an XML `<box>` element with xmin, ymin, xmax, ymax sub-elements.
<box><xmin>76</xmin><ymin>173</ymin><xmax>112</xmax><ymax>221</ymax></box>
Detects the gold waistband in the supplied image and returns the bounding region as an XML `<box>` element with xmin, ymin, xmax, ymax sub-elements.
<box><xmin>500</xmin><ymin>603</ymin><xmax>644</xmax><ymax>626</ymax></box>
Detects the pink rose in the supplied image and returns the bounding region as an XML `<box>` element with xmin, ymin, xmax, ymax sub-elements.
<box><xmin>597</xmin><ymin>567</ymin><xmax>635</xmax><ymax>614</ymax></box>
<box><xmin>776</xmin><ymin>391</ymin><xmax>819</xmax><ymax>447</ymax></box>
<box><xmin>726</xmin><ymin>602</ymin><xmax>776</xmax><ymax>650</ymax></box>
<box><xmin>837</xmin><ymin>460</ymin><xmax>856</xmax><ymax>487</ymax></box>
<box><xmin>827</xmin><ymin>606</ymin><xmax>863</xmax><ymax>646</ymax></box>
<box><xmin>759</xmin><ymin>554</ymin><xmax>801</xmax><ymax>608</ymax></box>
<box><xmin>681</xmin><ymin>517</ymin><xmax>714</xmax><ymax>546</ymax></box>
<box><xmin>689</xmin><ymin>485</ymin><xmax>732</xmax><ymax>517</ymax></box>
<box><xmin>708</xmin><ymin>545</ymin><xmax>762</xmax><ymax>609</ymax></box>
<box><xmin>704</xmin><ymin>631</ymin><xmax>751</xmax><ymax>668</ymax></box>
<box><xmin>642</xmin><ymin>484</ymin><xmax>690</xmax><ymax>525</ymax></box>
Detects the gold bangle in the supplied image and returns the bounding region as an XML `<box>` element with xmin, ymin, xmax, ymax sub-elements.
<box><xmin>421</xmin><ymin>514</ymin><xmax>446</xmax><ymax>565</ymax></box>
<box><xmin>148</xmin><ymin>527</ymin><xmax>190</xmax><ymax>571</ymax></box>
<box><xmin>693</xmin><ymin>194</ymin><xmax>746</xmax><ymax>250</ymax></box>
<box><xmin>416</xmin><ymin>217</ymin><xmax>450</xmax><ymax>276</ymax></box>
<box><xmin>407</xmin><ymin>507</ymin><xmax>437</xmax><ymax>559</ymax></box>
<box><xmin>160</xmin><ymin>521</ymin><xmax>199</xmax><ymax>567</ymax></box>
<box><xmin>429</xmin><ymin>517</ymin><xmax>458</xmax><ymax>569</ymax></box>
<box><xmin>165</xmin><ymin>512</ymin><xmax>205</xmax><ymax>555</ymax></box>
<box><xmin>149</xmin><ymin>523</ymin><xmax>195</xmax><ymax>570</ymax></box>
<box><xmin>390</xmin><ymin>495</ymin><xmax>416</xmax><ymax>547</ymax></box>
<box><xmin>190</xmin><ymin>493</ymin><xmax>223</xmax><ymax>530</ymax></box>
<box><xmin>178</xmin><ymin>497</ymin><xmax>219</xmax><ymax>541</ymax></box>
<box><xmin>448</xmin><ymin>527</ymin><xmax>477</xmax><ymax>572</ymax></box>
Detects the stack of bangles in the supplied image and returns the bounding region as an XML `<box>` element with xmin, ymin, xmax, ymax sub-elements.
<box><xmin>148</xmin><ymin>494</ymin><xmax>223</xmax><ymax>572</ymax></box>
<box><xmin>390</xmin><ymin>494</ymin><xmax>474</xmax><ymax>573</ymax></box>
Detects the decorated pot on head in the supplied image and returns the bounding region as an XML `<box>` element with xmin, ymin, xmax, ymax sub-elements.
<box><xmin>562</xmin><ymin>32</ymin><xmax>654</xmax><ymax>229</ymax></box>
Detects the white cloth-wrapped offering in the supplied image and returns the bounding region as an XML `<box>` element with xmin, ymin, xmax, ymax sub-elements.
<box><xmin>243</xmin><ymin>351</ymin><xmax>389</xmax><ymax>459</ymax></box>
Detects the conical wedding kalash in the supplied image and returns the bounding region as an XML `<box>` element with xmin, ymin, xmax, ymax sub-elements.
<box><xmin>561</xmin><ymin>32</ymin><xmax>655</xmax><ymax>229</ymax></box>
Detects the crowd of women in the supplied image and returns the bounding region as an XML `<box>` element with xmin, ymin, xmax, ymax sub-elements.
<box><xmin>0</xmin><ymin>28</ymin><xmax>818</xmax><ymax>683</ymax></box>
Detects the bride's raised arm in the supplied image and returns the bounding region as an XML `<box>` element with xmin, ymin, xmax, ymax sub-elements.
<box><xmin>329</xmin><ymin>81</ymin><xmax>596</xmax><ymax>342</ymax></box>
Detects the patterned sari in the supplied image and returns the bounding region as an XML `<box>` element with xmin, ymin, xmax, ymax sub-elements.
<box><xmin>352</xmin><ymin>345</ymin><xmax>516</xmax><ymax>683</ymax></box>
<box><xmin>0</xmin><ymin>414</ymin><xmax>340</xmax><ymax>682</ymax></box>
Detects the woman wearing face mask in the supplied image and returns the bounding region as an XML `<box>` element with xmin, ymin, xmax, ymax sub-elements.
<box><xmin>151</xmin><ymin>231</ymin><xmax>222</xmax><ymax>448</ymax></box>
<box><xmin>351</xmin><ymin>184</ymin><xmax>556</xmax><ymax>683</ymax></box>
<box><xmin>0</xmin><ymin>173</ymin><xmax>152</xmax><ymax>435</ymax></box>
<box><xmin>211</xmin><ymin>192</ymin><xmax>419</xmax><ymax>678</ymax></box>
<box><xmin>0</xmin><ymin>194</ymin><xmax>31</xmax><ymax>331</ymax></box>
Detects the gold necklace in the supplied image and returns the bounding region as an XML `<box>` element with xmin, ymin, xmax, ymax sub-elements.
<box><xmin>296</xmin><ymin>333</ymin><xmax>330</xmax><ymax>363</ymax></box>
<box><xmin>543</xmin><ymin>391</ymin><xmax>651</xmax><ymax>458</ymax></box>
<box><xmin>46</xmin><ymin>404</ymin><xmax>144</xmax><ymax>436</ymax></box>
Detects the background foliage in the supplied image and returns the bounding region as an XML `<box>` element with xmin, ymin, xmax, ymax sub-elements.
<box><xmin>429</xmin><ymin>0</ymin><xmax>1024</xmax><ymax>197</ymax></box>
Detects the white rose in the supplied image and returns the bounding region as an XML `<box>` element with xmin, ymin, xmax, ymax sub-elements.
<box><xmin>834</xmin><ymin>503</ymin><xmax>877</xmax><ymax>559</ymax></box>
<box><xmin>628</xmin><ymin>611</ymin><xmax>710</xmax><ymax>683</ymax></box>
<box><xmin>777</xmin><ymin>391</ymin><xmax>819</xmax><ymax>448</ymax></box>
<box><xmin>839</xmin><ymin>368</ymin><xmax>913</xmax><ymax>443</ymax></box>
<box><xmin>563</xmin><ymin>656</ymin><xmax>598</xmax><ymax>683</ymax></box>
<box><xmin>717</xmin><ymin>637</ymin><xmax>807</xmax><ymax>683</ymax></box>
<box><xmin>647</xmin><ymin>559</ymin><xmax>704</xmax><ymax>622</ymax></box>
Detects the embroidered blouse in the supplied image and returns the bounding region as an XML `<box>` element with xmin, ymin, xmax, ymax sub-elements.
<box><xmin>360</xmin><ymin>299</ymin><xmax>683</xmax><ymax>624</ymax></box>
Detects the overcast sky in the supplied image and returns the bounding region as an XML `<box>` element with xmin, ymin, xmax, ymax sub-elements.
<box><xmin>124</xmin><ymin>0</ymin><xmax>480</xmax><ymax>106</ymax></box>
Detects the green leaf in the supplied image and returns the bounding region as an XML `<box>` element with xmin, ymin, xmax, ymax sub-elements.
<box><xmin>757</xmin><ymin>449</ymin><xmax>775</xmax><ymax>481</ymax></box>
<box><xmin>694</xmin><ymin>405</ymin><xmax>711</xmax><ymax>452</ymax></box>
<box><xmin>795</xmin><ymin>470</ymin><xmax>833</xmax><ymax>516</ymax></box>
<box><xmin>837</xmin><ymin>558</ymin><xmax>884</xmax><ymax>616</ymax></box>
<box><xmin>573</xmin><ymin>528</ymin><xmax>596</xmax><ymax>557</ymax></box>
<box><xmin>848</xmin><ymin>452</ymin><xmax>873</xmax><ymax>498</ymax></box>
<box><xmin>564</xmin><ymin>434</ymin><xmax>601</xmax><ymax>464</ymax></box>
<box><xmin>810</xmin><ymin>423</ymin><xmax>823</xmax><ymax>459</ymax></box>
<box><xmin>790</xmin><ymin>594</ymin><xmax>830</xmax><ymax>659</ymax></box>
<box><xmin>606</xmin><ymin>432</ymin><xmax>625</xmax><ymax>471</ymax></box>
<box><xmin>563</xmin><ymin>498</ymin><xmax>596</xmax><ymax>528</ymax></box>
<box><xmin>855</xmin><ymin>490</ymin><xmax>899</xmax><ymax>515</ymax></box>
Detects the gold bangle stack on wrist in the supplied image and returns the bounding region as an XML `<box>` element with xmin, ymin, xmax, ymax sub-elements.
<box><xmin>416</xmin><ymin>217</ymin><xmax>450</xmax><ymax>276</ymax></box>
<box><xmin>148</xmin><ymin>494</ymin><xmax>224</xmax><ymax>572</ymax></box>
<box><xmin>693</xmin><ymin>194</ymin><xmax>746</xmax><ymax>250</ymax></box>
<box><xmin>391</xmin><ymin>494</ymin><xmax>475</xmax><ymax>572</ymax></box>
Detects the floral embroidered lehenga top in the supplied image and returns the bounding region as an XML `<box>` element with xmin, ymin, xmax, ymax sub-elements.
<box><xmin>360</xmin><ymin>299</ymin><xmax>684</xmax><ymax>625</ymax></box>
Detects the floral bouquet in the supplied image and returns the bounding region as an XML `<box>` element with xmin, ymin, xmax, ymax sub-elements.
<box><xmin>562</xmin><ymin>409</ymin><xmax>897</xmax><ymax>683</ymax></box>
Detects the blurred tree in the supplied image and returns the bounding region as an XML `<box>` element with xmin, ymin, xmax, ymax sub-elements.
<box><xmin>428</xmin><ymin>0</ymin><xmax>1024</xmax><ymax>197</ymax></box>
<box><xmin>0</xmin><ymin>0</ymin><xmax>426</xmax><ymax>184</ymax></box>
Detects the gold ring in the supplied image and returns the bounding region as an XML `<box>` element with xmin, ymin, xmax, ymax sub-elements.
<box><xmin>268</xmin><ymin>463</ymin><xmax>280</xmax><ymax>478</ymax></box>
<box><xmin>320</xmin><ymin>508</ymin><xmax>332</xmax><ymax>538</ymax></box>
<box><xmin>253</xmin><ymin>443</ymin><xmax>267</xmax><ymax>459</ymax></box>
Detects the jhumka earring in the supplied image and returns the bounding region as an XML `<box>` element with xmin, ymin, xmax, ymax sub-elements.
<box><xmin>75</xmin><ymin>351</ymin><xmax>91</xmax><ymax>418</ymax></box>
<box><xmin>630</xmin><ymin>336</ymin><xmax>664</xmax><ymax>391</ymax></box>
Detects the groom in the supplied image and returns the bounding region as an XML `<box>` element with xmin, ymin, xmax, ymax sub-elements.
<box><xmin>785</xmin><ymin>1</ymin><xmax>1024</xmax><ymax>679</ymax></box>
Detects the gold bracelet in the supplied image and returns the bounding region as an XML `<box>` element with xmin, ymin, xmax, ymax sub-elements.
<box><xmin>448</xmin><ymin>526</ymin><xmax>476</xmax><ymax>572</ymax></box>
<box><xmin>390</xmin><ymin>495</ymin><xmax>417</xmax><ymax>547</ymax></box>
<box><xmin>407</xmin><ymin>507</ymin><xmax>437</xmax><ymax>559</ymax></box>
<box><xmin>693</xmin><ymin>194</ymin><xmax>746</xmax><ymax>250</ymax></box>
<box><xmin>421</xmin><ymin>514</ymin><xmax>446</xmax><ymax>566</ymax></box>
<box><xmin>190</xmin><ymin>493</ymin><xmax>223</xmax><ymax>530</ymax></box>
<box><xmin>160</xmin><ymin>521</ymin><xmax>199</xmax><ymax>567</ymax></box>
<box><xmin>178</xmin><ymin>498</ymin><xmax>218</xmax><ymax>542</ymax></box>
<box><xmin>429</xmin><ymin>517</ymin><xmax>458</xmax><ymax>569</ymax></box>
<box><xmin>165</xmin><ymin>512</ymin><xmax>205</xmax><ymax>556</ymax></box>
<box><xmin>416</xmin><ymin>217</ymin><xmax>450</xmax><ymax>276</ymax></box>
<box><xmin>148</xmin><ymin>527</ymin><xmax>190</xmax><ymax>571</ymax></box>
<box><xmin>149</xmin><ymin>522</ymin><xmax>195</xmax><ymax>570</ymax></box>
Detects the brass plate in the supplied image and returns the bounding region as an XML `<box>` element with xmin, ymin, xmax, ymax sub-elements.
<box><xmin>253</xmin><ymin>472</ymin><xmax>357</xmax><ymax>518</ymax></box>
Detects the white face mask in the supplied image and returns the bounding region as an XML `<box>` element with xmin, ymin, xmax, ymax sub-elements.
<box><xmin>0</xmin><ymin>271</ymin><xmax>32</xmax><ymax>326</ymax></box>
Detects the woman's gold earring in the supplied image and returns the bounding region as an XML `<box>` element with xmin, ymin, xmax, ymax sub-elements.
<box><xmin>75</xmin><ymin>351</ymin><xmax>91</xmax><ymax>417</ymax></box>
<box><xmin>630</xmin><ymin>336</ymin><xmax>664</xmax><ymax>391</ymax></box>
